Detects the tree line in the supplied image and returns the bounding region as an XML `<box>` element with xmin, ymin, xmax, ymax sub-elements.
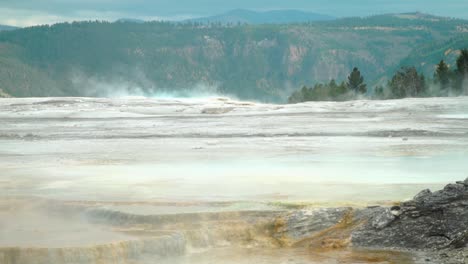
<box><xmin>288</xmin><ymin>49</ymin><xmax>468</xmax><ymax>103</ymax></box>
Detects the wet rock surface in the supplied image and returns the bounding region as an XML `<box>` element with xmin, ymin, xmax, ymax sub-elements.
<box><xmin>351</xmin><ymin>178</ymin><xmax>468</xmax><ymax>263</ymax></box>
<box><xmin>428</xmin><ymin>248</ymin><xmax>468</xmax><ymax>264</ymax></box>
<box><xmin>273</xmin><ymin>208</ymin><xmax>350</xmax><ymax>245</ymax></box>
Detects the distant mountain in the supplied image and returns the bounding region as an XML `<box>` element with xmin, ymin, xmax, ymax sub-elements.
<box><xmin>187</xmin><ymin>9</ymin><xmax>335</xmax><ymax>24</ymax></box>
<box><xmin>0</xmin><ymin>25</ymin><xmax>18</xmax><ymax>31</ymax></box>
<box><xmin>0</xmin><ymin>13</ymin><xmax>467</xmax><ymax>101</ymax></box>
<box><xmin>116</xmin><ymin>18</ymin><xmax>145</xmax><ymax>24</ymax></box>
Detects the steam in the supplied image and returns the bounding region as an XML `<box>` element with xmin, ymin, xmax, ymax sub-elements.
<box><xmin>463</xmin><ymin>77</ymin><xmax>468</xmax><ymax>95</ymax></box>
<box><xmin>425</xmin><ymin>76</ymin><xmax>468</xmax><ymax>97</ymax></box>
<box><xmin>148</xmin><ymin>83</ymin><xmax>226</xmax><ymax>99</ymax></box>
<box><xmin>70</xmin><ymin>70</ymin><xmax>230</xmax><ymax>99</ymax></box>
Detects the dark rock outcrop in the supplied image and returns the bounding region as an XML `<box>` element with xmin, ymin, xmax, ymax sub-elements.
<box><xmin>351</xmin><ymin>178</ymin><xmax>468</xmax><ymax>250</ymax></box>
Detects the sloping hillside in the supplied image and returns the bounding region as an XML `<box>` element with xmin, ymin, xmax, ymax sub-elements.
<box><xmin>0</xmin><ymin>25</ymin><xmax>18</xmax><ymax>31</ymax></box>
<box><xmin>187</xmin><ymin>9</ymin><xmax>335</xmax><ymax>24</ymax></box>
<box><xmin>0</xmin><ymin>13</ymin><xmax>467</xmax><ymax>101</ymax></box>
<box><xmin>399</xmin><ymin>34</ymin><xmax>468</xmax><ymax>76</ymax></box>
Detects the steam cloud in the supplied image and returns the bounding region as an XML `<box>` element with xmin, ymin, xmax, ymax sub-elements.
<box><xmin>70</xmin><ymin>70</ymin><xmax>228</xmax><ymax>99</ymax></box>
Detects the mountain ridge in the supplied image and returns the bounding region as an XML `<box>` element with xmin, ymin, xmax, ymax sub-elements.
<box><xmin>0</xmin><ymin>13</ymin><xmax>467</xmax><ymax>101</ymax></box>
<box><xmin>186</xmin><ymin>9</ymin><xmax>335</xmax><ymax>24</ymax></box>
<box><xmin>0</xmin><ymin>25</ymin><xmax>18</xmax><ymax>31</ymax></box>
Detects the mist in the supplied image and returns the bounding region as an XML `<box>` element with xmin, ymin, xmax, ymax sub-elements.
<box><xmin>70</xmin><ymin>70</ymin><xmax>229</xmax><ymax>99</ymax></box>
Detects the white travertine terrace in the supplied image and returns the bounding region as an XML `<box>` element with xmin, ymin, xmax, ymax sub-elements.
<box><xmin>0</xmin><ymin>96</ymin><xmax>467</xmax><ymax>263</ymax></box>
<box><xmin>1</xmin><ymin>96</ymin><xmax>467</xmax><ymax>202</ymax></box>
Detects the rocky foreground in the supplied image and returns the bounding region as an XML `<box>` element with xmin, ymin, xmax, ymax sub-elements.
<box><xmin>1</xmin><ymin>179</ymin><xmax>467</xmax><ymax>264</ymax></box>
<box><xmin>352</xmin><ymin>178</ymin><xmax>468</xmax><ymax>263</ymax></box>
<box><xmin>277</xmin><ymin>178</ymin><xmax>468</xmax><ymax>263</ymax></box>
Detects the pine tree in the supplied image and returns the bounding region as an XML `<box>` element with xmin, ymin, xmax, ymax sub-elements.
<box><xmin>455</xmin><ymin>49</ymin><xmax>468</xmax><ymax>93</ymax></box>
<box><xmin>389</xmin><ymin>67</ymin><xmax>426</xmax><ymax>98</ymax></box>
<box><xmin>434</xmin><ymin>60</ymin><xmax>450</xmax><ymax>90</ymax></box>
<box><xmin>374</xmin><ymin>85</ymin><xmax>385</xmax><ymax>99</ymax></box>
<box><xmin>347</xmin><ymin>67</ymin><xmax>367</xmax><ymax>94</ymax></box>
<box><xmin>456</xmin><ymin>49</ymin><xmax>468</xmax><ymax>76</ymax></box>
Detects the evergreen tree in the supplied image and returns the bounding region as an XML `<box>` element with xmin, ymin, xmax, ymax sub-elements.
<box><xmin>456</xmin><ymin>49</ymin><xmax>468</xmax><ymax>76</ymax></box>
<box><xmin>288</xmin><ymin>79</ymin><xmax>351</xmax><ymax>103</ymax></box>
<box><xmin>347</xmin><ymin>67</ymin><xmax>367</xmax><ymax>94</ymax></box>
<box><xmin>455</xmin><ymin>49</ymin><xmax>468</xmax><ymax>93</ymax></box>
<box><xmin>389</xmin><ymin>67</ymin><xmax>426</xmax><ymax>98</ymax></box>
<box><xmin>374</xmin><ymin>85</ymin><xmax>385</xmax><ymax>99</ymax></box>
<box><xmin>434</xmin><ymin>60</ymin><xmax>450</xmax><ymax>90</ymax></box>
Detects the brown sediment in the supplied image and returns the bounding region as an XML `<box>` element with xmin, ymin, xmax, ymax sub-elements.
<box><xmin>291</xmin><ymin>209</ymin><xmax>358</xmax><ymax>248</ymax></box>
<box><xmin>265</xmin><ymin>207</ymin><xmax>416</xmax><ymax>263</ymax></box>
<box><xmin>270</xmin><ymin>216</ymin><xmax>289</xmax><ymax>247</ymax></box>
<box><xmin>345</xmin><ymin>250</ymin><xmax>414</xmax><ymax>264</ymax></box>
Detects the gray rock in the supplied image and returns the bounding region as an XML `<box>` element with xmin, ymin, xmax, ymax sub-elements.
<box><xmin>352</xmin><ymin>179</ymin><xmax>468</xmax><ymax>250</ymax></box>
<box><xmin>450</xmin><ymin>230</ymin><xmax>468</xmax><ymax>249</ymax></box>
<box><xmin>370</xmin><ymin>208</ymin><xmax>395</xmax><ymax>229</ymax></box>
<box><xmin>413</xmin><ymin>189</ymin><xmax>432</xmax><ymax>202</ymax></box>
<box><xmin>390</xmin><ymin>206</ymin><xmax>402</xmax><ymax>217</ymax></box>
<box><xmin>426</xmin><ymin>248</ymin><xmax>468</xmax><ymax>264</ymax></box>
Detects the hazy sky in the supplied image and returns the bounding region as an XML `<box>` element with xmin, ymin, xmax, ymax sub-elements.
<box><xmin>1</xmin><ymin>0</ymin><xmax>468</xmax><ymax>27</ymax></box>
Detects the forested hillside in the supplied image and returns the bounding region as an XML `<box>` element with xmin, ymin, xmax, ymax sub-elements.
<box><xmin>186</xmin><ymin>9</ymin><xmax>335</xmax><ymax>24</ymax></box>
<box><xmin>400</xmin><ymin>34</ymin><xmax>468</xmax><ymax>76</ymax></box>
<box><xmin>1</xmin><ymin>13</ymin><xmax>468</xmax><ymax>101</ymax></box>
